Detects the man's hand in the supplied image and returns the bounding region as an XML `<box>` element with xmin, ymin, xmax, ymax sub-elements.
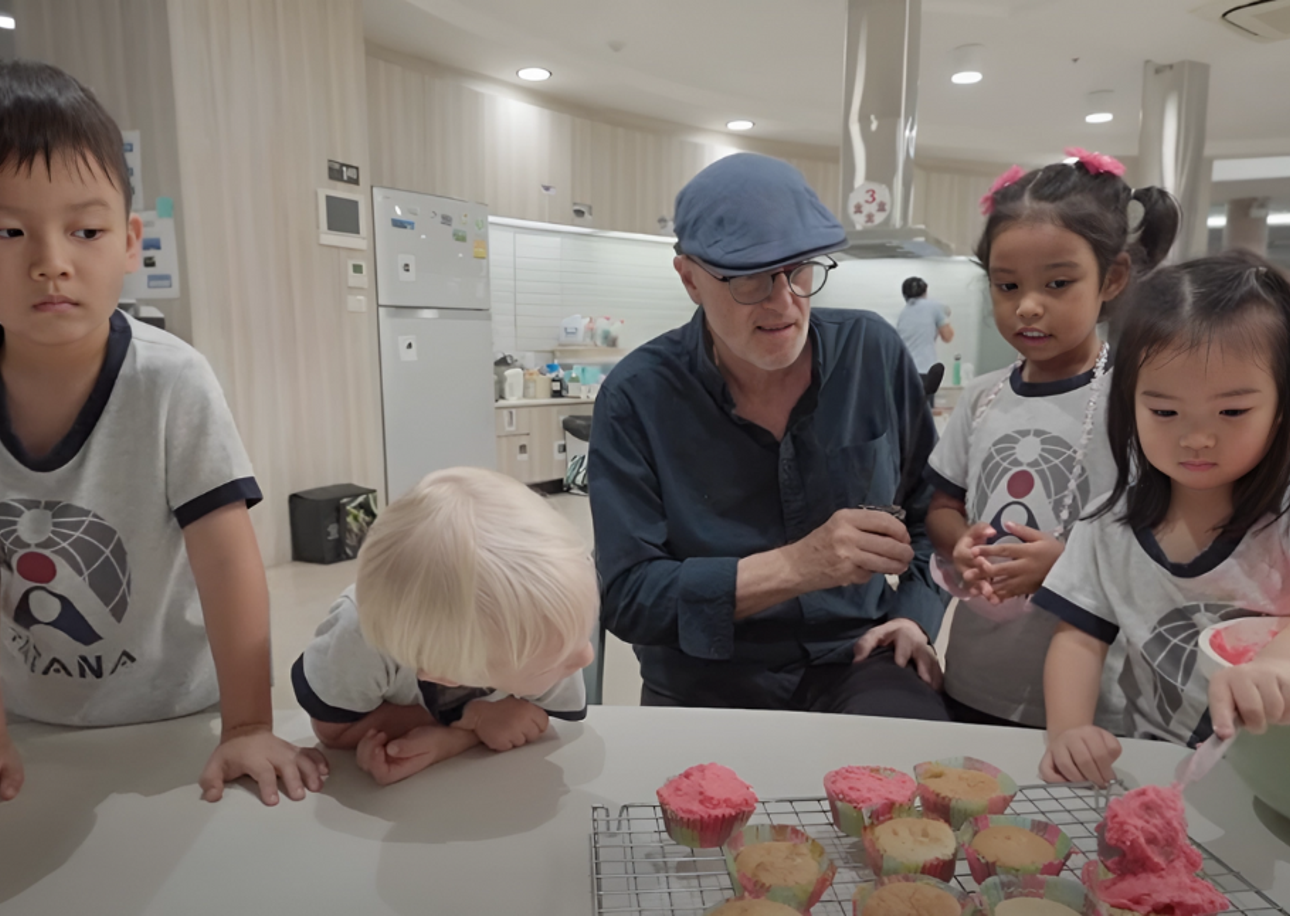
<box><xmin>198</xmin><ymin>725</ymin><xmax>329</xmax><ymax>805</ymax></box>
<box><xmin>1040</xmin><ymin>725</ymin><xmax>1121</xmax><ymax>786</ymax></box>
<box><xmin>1209</xmin><ymin>658</ymin><xmax>1290</xmax><ymax>739</ymax></box>
<box><xmin>454</xmin><ymin>696</ymin><xmax>550</xmax><ymax>751</ymax></box>
<box><xmin>952</xmin><ymin>522</ymin><xmax>995</xmax><ymax>595</ymax></box>
<box><xmin>853</xmin><ymin>618</ymin><xmax>943</xmax><ymax>690</ymax></box>
<box><xmin>788</xmin><ymin>509</ymin><xmax>914</xmax><ymax>594</ymax></box>
<box><xmin>971</xmin><ymin>521</ymin><xmax>1065</xmax><ymax>603</ymax></box>
<box><xmin>355</xmin><ymin>724</ymin><xmax>481</xmax><ymax>786</ymax></box>
<box><xmin>0</xmin><ymin>731</ymin><xmax>23</xmax><ymax>802</ymax></box>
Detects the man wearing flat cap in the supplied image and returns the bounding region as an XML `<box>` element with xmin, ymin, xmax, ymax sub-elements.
<box><xmin>590</xmin><ymin>153</ymin><xmax>949</xmax><ymax>717</ymax></box>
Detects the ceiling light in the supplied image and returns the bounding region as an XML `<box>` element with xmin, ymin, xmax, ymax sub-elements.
<box><xmin>517</xmin><ymin>67</ymin><xmax>551</xmax><ymax>82</ymax></box>
<box><xmin>726</xmin><ymin>119</ymin><xmax>754</xmax><ymax>131</ymax></box>
<box><xmin>1085</xmin><ymin>90</ymin><xmax>1114</xmax><ymax>124</ymax></box>
<box><xmin>950</xmin><ymin>44</ymin><xmax>984</xmax><ymax>85</ymax></box>
<box><xmin>0</xmin><ymin>15</ymin><xmax>14</xmax><ymax>29</ymax></box>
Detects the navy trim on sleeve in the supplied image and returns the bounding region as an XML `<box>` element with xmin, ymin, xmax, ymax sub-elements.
<box><xmin>0</xmin><ymin>309</ymin><xmax>132</xmax><ymax>472</ymax></box>
<box><xmin>547</xmin><ymin>705</ymin><xmax>588</xmax><ymax>722</ymax></box>
<box><xmin>1032</xmin><ymin>587</ymin><xmax>1120</xmax><ymax>644</ymax></box>
<box><xmin>291</xmin><ymin>655</ymin><xmax>368</xmax><ymax>723</ymax></box>
<box><xmin>174</xmin><ymin>476</ymin><xmax>264</xmax><ymax>527</ymax></box>
<box><xmin>925</xmin><ymin>467</ymin><xmax>967</xmax><ymax>503</ymax></box>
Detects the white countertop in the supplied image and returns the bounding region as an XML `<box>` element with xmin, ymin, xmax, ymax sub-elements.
<box><xmin>1</xmin><ymin>708</ymin><xmax>1286</xmax><ymax>915</ymax></box>
<box><xmin>496</xmin><ymin>397</ymin><xmax>596</xmax><ymax>408</ymax></box>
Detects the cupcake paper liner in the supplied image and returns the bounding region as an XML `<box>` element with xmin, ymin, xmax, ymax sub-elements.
<box><xmin>723</xmin><ymin>824</ymin><xmax>837</xmax><ymax>912</ymax></box>
<box><xmin>914</xmin><ymin>757</ymin><xmax>1019</xmax><ymax>829</ymax></box>
<box><xmin>861</xmin><ymin>811</ymin><xmax>960</xmax><ymax>883</ymax></box>
<box><xmin>852</xmin><ymin>875</ymin><xmax>978</xmax><ymax>916</ymax></box>
<box><xmin>660</xmin><ymin>804</ymin><xmax>754</xmax><ymax>849</ymax></box>
<box><xmin>958</xmin><ymin>815</ymin><xmax>1075</xmax><ymax>884</ymax></box>
<box><xmin>825</xmin><ymin>766</ymin><xmax>919</xmax><ymax>838</ymax></box>
<box><xmin>980</xmin><ymin>874</ymin><xmax>1108</xmax><ymax>916</ymax></box>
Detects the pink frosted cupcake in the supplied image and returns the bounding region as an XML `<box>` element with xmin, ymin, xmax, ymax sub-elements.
<box><xmin>914</xmin><ymin>757</ymin><xmax>1018</xmax><ymax>829</ymax></box>
<box><xmin>824</xmin><ymin>766</ymin><xmax>918</xmax><ymax>837</ymax></box>
<box><xmin>657</xmin><ymin>763</ymin><xmax>758</xmax><ymax>848</ymax></box>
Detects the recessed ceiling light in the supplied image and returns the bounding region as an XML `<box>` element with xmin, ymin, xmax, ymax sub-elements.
<box><xmin>950</xmin><ymin>44</ymin><xmax>984</xmax><ymax>85</ymax></box>
<box><xmin>0</xmin><ymin>15</ymin><xmax>15</xmax><ymax>29</ymax></box>
<box><xmin>517</xmin><ymin>67</ymin><xmax>551</xmax><ymax>82</ymax></box>
<box><xmin>1085</xmin><ymin>90</ymin><xmax>1114</xmax><ymax>124</ymax></box>
<box><xmin>726</xmin><ymin>119</ymin><xmax>754</xmax><ymax>131</ymax></box>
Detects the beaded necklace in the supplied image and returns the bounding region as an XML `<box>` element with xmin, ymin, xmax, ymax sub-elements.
<box><xmin>969</xmin><ymin>341</ymin><xmax>1110</xmax><ymax>538</ymax></box>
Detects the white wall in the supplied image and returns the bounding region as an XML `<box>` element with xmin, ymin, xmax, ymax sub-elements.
<box><xmin>486</xmin><ymin>221</ymin><xmax>1002</xmax><ymax>373</ymax></box>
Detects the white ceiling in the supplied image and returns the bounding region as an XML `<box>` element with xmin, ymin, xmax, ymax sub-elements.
<box><xmin>361</xmin><ymin>0</ymin><xmax>1290</xmax><ymax>165</ymax></box>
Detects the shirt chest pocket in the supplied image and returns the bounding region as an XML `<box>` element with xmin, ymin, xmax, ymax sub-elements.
<box><xmin>827</xmin><ymin>430</ymin><xmax>898</xmax><ymax>511</ymax></box>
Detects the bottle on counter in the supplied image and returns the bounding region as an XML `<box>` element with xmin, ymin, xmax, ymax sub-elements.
<box><xmin>951</xmin><ymin>354</ymin><xmax>962</xmax><ymax>386</ymax></box>
<box><xmin>567</xmin><ymin>371</ymin><xmax>582</xmax><ymax>399</ymax></box>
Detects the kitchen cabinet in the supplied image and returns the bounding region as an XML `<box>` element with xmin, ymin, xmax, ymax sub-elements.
<box><xmin>495</xmin><ymin>400</ymin><xmax>594</xmax><ymax>484</ymax></box>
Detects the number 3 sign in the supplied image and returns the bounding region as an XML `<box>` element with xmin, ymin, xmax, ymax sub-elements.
<box><xmin>847</xmin><ymin>181</ymin><xmax>892</xmax><ymax>229</ymax></box>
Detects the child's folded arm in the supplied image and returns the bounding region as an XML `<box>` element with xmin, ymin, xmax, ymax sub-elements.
<box><xmin>310</xmin><ymin>702</ymin><xmax>437</xmax><ymax>750</ymax></box>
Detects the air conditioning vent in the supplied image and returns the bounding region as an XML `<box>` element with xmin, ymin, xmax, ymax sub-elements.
<box><xmin>1192</xmin><ymin>0</ymin><xmax>1290</xmax><ymax>41</ymax></box>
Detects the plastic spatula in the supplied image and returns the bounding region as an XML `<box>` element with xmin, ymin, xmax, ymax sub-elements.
<box><xmin>1174</xmin><ymin>732</ymin><xmax>1237</xmax><ymax>788</ymax></box>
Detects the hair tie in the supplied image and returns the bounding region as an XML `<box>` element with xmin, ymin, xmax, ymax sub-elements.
<box><xmin>980</xmin><ymin>164</ymin><xmax>1026</xmax><ymax>216</ymax></box>
<box><xmin>1065</xmin><ymin>146</ymin><xmax>1126</xmax><ymax>178</ymax></box>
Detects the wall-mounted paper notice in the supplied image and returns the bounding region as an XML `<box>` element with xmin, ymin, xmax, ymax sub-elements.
<box><xmin>122</xmin><ymin>130</ymin><xmax>143</xmax><ymax>213</ymax></box>
<box><xmin>121</xmin><ymin>210</ymin><xmax>181</xmax><ymax>300</ymax></box>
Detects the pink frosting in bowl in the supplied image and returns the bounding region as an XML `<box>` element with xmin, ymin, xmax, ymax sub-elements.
<box><xmin>657</xmin><ymin>764</ymin><xmax>758</xmax><ymax>819</ymax></box>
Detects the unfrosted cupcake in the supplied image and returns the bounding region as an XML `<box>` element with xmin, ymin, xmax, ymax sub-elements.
<box><xmin>824</xmin><ymin>766</ymin><xmax>918</xmax><ymax>836</ymax></box>
<box><xmin>724</xmin><ymin>824</ymin><xmax>837</xmax><ymax>912</ymax></box>
<box><xmin>960</xmin><ymin>815</ymin><xmax>1073</xmax><ymax>883</ymax></box>
<box><xmin>704</xmin><ymin>898</ymin><xmax>804</xmax><ymax>916</ymax></box>
<box><xmin>980</xmin><ymin>875</ymin><xmax>1106</xmax><ymax>916</ymax></box>
<box><xmin>914</xmin><ymin>757</ymin><xmax>1017</xmax><ymax>829</ymax></box>
<box><xmin>862</xmin><ymin>814</ymin><xmax>959</xmax><ymax>882</ymax></box>
<box><xmin>657</xmin><ymin>763</ymin><xmax>758</xmax><ymax>848</ymax></box>
<box><xmin>853</xmin><ymin>875</ymin><xmax>974</xmax><ymax>916</ymax></box>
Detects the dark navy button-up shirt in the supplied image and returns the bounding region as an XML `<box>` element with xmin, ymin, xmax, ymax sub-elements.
<box><xmin>589</xmin><ymin>306</ymin><xmax>947</xmax><ymax>706</ymax></box>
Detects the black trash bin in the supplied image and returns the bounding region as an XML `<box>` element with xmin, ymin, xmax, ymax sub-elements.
<box><xmin>289</xmin><ymin>484</ymin><xmax>378</xmax><ymax>564</ymax></box>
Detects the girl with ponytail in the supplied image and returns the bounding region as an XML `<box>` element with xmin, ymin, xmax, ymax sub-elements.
<box><xmin>923</xmin><ymin>148</ymin><xmax>1180</xmax><ymax>732</ymax></box>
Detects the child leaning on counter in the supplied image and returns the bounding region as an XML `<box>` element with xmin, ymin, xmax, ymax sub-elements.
<box><xmin>292</xmin><ymin>467</ymin><xmax>597</xmax><ymax>785</ymax></box>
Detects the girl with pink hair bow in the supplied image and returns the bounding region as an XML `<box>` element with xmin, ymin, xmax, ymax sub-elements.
<box><xmin>923</xmin><ymin>148</ymin><xmax>1180</xmax><ymax>734</ymax></box>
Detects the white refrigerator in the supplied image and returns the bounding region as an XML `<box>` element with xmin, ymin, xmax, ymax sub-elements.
<box><xmin>373</xmin><ymin>187</ymin><xmax>497</xmax><ymax>502</ymax></box>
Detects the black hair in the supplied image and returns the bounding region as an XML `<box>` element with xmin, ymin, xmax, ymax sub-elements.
<box><xmin>1092</xmin><ymin>250</ymin><xmax>1290</xmax><ymax>540</ymax></box>
<box><xmin>902</xmin><ymin>277</ymin><xmax>928</xmax><ymax>300</ymax></box>
<box><xmin>976</xmin><ymin>159</ymin><xmax>1181</xmax><ymax>320</ymax></box>
<box><xmin>0</xmin><ymin>60</ymin><xmax>131</xmax><ymax>212</ymax></box>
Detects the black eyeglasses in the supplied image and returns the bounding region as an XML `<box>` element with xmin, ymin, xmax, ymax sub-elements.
<box><xmin>695</xmin><ymin>256</ymin><xmax>838</xmax><ymax>305</ymax></box>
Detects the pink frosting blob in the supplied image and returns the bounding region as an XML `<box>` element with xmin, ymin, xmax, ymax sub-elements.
<box><xmin>1087</xmin><ymin>785</ymin><xmax>1229</xmax><ymax>916</ymax></box>
<box><xmin>823</xmin><ymin>766</ymin><xmax>917</xmax><ymax>808</ymax></box>
<box><xmin>1210</xmin><ymin>625</ymin><xmax>1276</xmax><ymax>665</ymax></box>
<box><xmin>656</xmin><ymin>763</ymin><xmax>758</xmax><ymax>819</ymax></box>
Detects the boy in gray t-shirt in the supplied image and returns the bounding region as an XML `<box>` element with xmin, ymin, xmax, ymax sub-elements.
<box><xmin>293</xmin><ymin>468</ymin><xmax>597</xmax><ymax>786</ymax></box>
<box><xmin>0</xmin><ymin>61</ymin><xmax>324</xmax><ymax>804</ymax></box>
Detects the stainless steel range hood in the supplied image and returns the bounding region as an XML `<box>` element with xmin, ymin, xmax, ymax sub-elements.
<box><xmin>837</xmin><ymin>0</ymin><xmax>952</xmax><ymax>259</ymax></box>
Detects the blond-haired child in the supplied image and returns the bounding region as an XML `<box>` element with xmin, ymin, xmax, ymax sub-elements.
<box><xmin>292</xmin><ymin>467</ymin><xmax>597</xmax><ymax>785</ymax></box>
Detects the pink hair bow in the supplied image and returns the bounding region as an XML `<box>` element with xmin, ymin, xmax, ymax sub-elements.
<box><xmin>1065</xmin><ymin>146</ymin><xmax>1125</xmax><ymax>178</ymax></box>
<box><xmin>979</xmin><ymin>164</ymin><xmax>1026</xmax><ymax>216</ymax></box>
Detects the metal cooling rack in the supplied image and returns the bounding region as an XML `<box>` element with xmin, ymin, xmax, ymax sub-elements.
<box><xmin>589</xmin><ymin>783</ymin><xmax>1289</xmax><ymax>916</ymax></box>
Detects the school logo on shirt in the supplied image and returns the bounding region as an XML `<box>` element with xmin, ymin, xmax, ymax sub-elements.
<box><xmin>1120</xmin><ymin>602</ymin><xmax>1258</xmax><ymax>744</ymax></box>
<box><xmin>974</xmin><ymin>428</ymin><xmax>1088</xmax><ymax>542</ymax></box>
<box><xmin>0</xmin><ymin>499</ymin><xmax>137</xmax><ymax>679</ymax></box>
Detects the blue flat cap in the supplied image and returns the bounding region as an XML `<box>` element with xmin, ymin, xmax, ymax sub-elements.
<box><xmin>673</xmin><ymin>153</ymin><xmax>848</xmax><ymax>276</ymax></box>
